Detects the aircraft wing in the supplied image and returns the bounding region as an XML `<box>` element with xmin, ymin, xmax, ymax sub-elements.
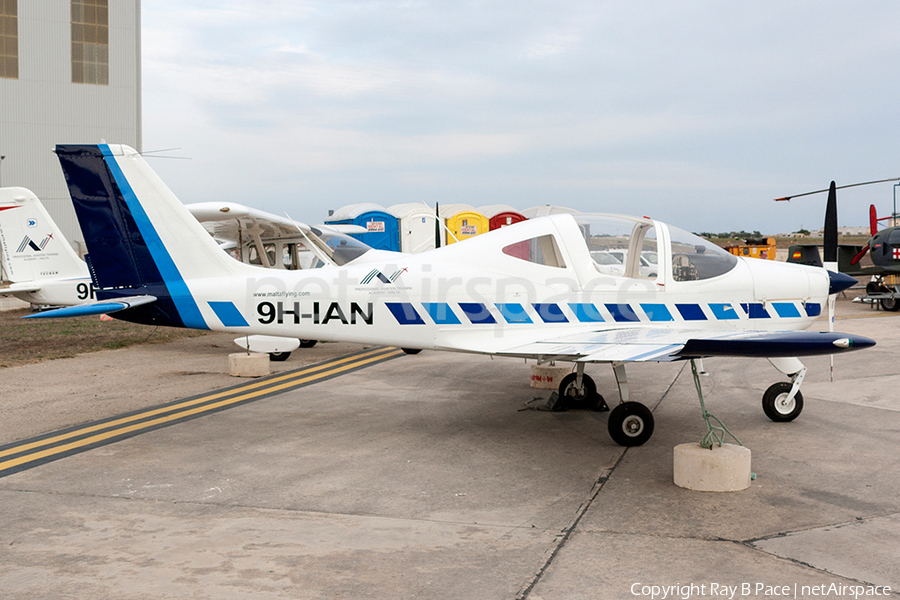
<box><xmin>443</xmin><ymin>327</ymin><xmax>874</xmax><ymax>362</ymax></box>
<box><xmin>320</xmin><ymin>223</ymin><xmax>367</xmax><ymax>235</ymax></box>
<box><xmin>185</xmin><ymin>202</ymin><xmax>311</xmax><ymax>242</ymax></box>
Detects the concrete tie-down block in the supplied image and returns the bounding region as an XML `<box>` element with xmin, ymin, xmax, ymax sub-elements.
<box><xmin>228</xmin><ymin>352</ymin><xmax>271</xmax><ymax>377</ymax></box>
<box><xmin>673</xmin><ymin>443</ymin><xmax>751</xmax><ymax>492</ymax></box>
<box><xmin>530</xmin><ymin>365</ymin><xmax>571</xmax><ymax>389</ymax></box>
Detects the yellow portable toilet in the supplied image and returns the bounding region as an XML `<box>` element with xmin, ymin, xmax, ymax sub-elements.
<box><xmin>440</xmin><ymin>204</ymin><xmax>489</xmax><ymax>245</ymax></box>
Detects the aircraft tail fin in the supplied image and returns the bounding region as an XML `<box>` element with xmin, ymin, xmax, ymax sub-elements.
<box><xmin>54</xmin><ymin>144</ymin><xmax>246</xmax><ymax>328</ymax></box>
<box><xmin>0</xmin><ymin>187</ymin><xmax>87</xmax><ymax>284</ymax></box>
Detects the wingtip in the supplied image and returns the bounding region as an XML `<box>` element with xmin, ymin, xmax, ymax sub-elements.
<box><xmin>833</xmin><ymin>335</ymin><xmax>876</xmax><ymax>350</ymax></box>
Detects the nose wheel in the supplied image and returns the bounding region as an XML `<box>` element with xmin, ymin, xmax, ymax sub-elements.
<box><xmin>762</xmin><ymin>381</ymin><xmax>804</xmax><ymax>422</ymax></box>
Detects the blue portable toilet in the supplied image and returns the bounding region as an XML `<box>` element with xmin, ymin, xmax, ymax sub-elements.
<box><xmin>325</xmin><ymin>203</ymin><xmax>400</xmax><ymax>251</ymax></box>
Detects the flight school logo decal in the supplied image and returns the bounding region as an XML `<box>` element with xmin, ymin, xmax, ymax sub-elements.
<box><xmin>17</xmin><ymin>234</ymin><xmax>52</xmax><ymax>252</ymax></box>
<box><xmin>361</xmin><ymin>268</ymin><xmax>406</xmax><ymax>285</ymax></box>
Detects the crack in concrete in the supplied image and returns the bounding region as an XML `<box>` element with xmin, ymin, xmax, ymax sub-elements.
<box><xmin>515</xmin><ymin>363</ymin><xmax>687</xmax><ymax>599</ymax></box>
<box><xmin>0</xmin><ymin>487</ymin><xmax>545</xmax><ymax>531</ymax></box>
<box><xmin>743</xmin><ymin>511</ymin><xmax>900</xmax><ymax>544</ymax></box>
<box><xmin>739</xmin><ymin>541</ymin><xmax>900</xmax><ymax>596</ymax></box>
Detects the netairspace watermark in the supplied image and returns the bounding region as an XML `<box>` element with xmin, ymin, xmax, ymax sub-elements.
<box><xmin>631</xmin><ymin>582</ymin><xmax>892</xmax><ymax>600</ymax></box>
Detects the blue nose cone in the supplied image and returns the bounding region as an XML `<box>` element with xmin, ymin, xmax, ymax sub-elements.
<box><xmin>828</xmin><ymin>270</ymin><xmax>857</xmax><ymax>295</ymax></box>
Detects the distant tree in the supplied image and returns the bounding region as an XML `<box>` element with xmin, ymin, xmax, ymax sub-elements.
<box><xmin>795</xmin><ymin>228</ymin><xmax>810</xmax><ymax>236</ymax></box>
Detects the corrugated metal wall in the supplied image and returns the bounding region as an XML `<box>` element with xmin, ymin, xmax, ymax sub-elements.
<box><xmin>0</xmin><ymin>0</ymin><xmax>140</xmax><ymax>266</ymax></box>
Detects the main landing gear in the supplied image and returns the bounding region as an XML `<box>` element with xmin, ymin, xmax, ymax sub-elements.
<box><xmin>606</xmin><ymin>363</ymin><xmax>655</xmax><ymax>446</ymax></box>
<box><xmin>557</xmin><ymin>363</ymin><xmax>608</xmax><ymax>412</ymax></box>
<box><xmin>559</xmin><ymin>357</ymin><xmax>809</xmax><ymax>448</ymax></box>
<box><xmin>556</xmin><ymin>362</ymin><xmax>655</xmax><ymax>447</ymax></box>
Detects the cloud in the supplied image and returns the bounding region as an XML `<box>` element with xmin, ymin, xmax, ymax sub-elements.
<box><xmin>141</xmin><ymin>1</ymin><xmax>900</xmax><ymax>232</ymax></box>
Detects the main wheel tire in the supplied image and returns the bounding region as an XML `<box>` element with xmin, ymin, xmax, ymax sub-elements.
<box><xmin>558</xmin><ymin>372</ymin><xmax>597</xmax><ymax>407</ymax></box>
<box><xmin>608</xmin><ymin>402</ymin><xmax>654</xmax><ymax>446</ymax></box>
<box><xmin>269</xmin><ymin>351</ymin><xmax>291</xmax><ymax>362</ymax></box>
<box><xmin>298</xmin><ymin>339</ymin><xmax>318</xmax><ymax>348</ymax></box>
<box><xmin>762</xmin><ymin>381</ymin><xmax>804</xmax><ymax>422</ymax></box>
<box><xmin>401</xmin><ymin>348</ymin><xmax>422</xmax><ymax>355</ymax></box>
<box><xmin>880</xmin><ymin>297</ymin><xmax>900</xmax><ymax>312</ymax></box>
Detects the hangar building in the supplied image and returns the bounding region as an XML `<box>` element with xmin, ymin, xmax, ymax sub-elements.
<box><xmin>0</xmin><ymin>0</ymin><xmax>141</xmax><ymax>276</ymax></box>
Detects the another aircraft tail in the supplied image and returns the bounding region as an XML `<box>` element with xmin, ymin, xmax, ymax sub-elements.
<box><xmin>55</xmin><ymin>144</ymin><xmax>247</xmax><ymax>328</ymax></box>
<box><xmin>0</xmin><ymin>187</ymin><xmax>86</xmax><ymax>284</ymax></box>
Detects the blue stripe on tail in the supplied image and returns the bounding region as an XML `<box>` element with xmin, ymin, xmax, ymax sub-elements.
<box><xmin>56</xmin><ymin>144</ymin><xmax>207</xmax><ymax>329</ymax></box>
<box><xmin>98</xmin><ymin>145</ymin><xmax>207</xmax><ymax>329</ymax></box>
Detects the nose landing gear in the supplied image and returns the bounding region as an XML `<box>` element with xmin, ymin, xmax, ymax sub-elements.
<box><xmin>762</xmin><ymin>381</ymin><xmax>804</xmax><ymax>422</ymax></box>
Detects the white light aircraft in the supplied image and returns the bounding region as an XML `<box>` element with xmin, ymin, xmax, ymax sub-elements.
<box><xmin>0</xmin><ymin>187</ymin><xmax>94</xmax><ymax>306</ymax></box>
<box><xmin>30</xmin><ymin>144</ymin><xmax>873</xmax><ymax>447</ymax></box>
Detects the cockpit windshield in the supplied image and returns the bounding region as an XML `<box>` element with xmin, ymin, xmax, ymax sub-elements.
<box><xmin>309</xmin><ymin>227</ymin><xmax>372</xmax><ymax>266</ymax></box>
<box><xmin>667</xmin><ymin>224</ymin><xmax>737</xmax><ymax>281</ymax></box>
<box><xmin>576</xmin><ymin>214</ymin><xmax>659</xmax><ymax>279</ymax></box>
<box><xmin>572</xmin><ymin>214</ymin><xmax>737</xmax><ymax>281</ymax></box>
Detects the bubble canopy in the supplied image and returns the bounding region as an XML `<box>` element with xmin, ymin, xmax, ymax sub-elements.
<box><xmin>572</xmin><ymin>214</ymin><xmax>738</xmax><ymax>282</ymax></box>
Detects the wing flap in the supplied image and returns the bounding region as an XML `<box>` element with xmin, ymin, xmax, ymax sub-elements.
<box><xmin>489</xmin><ymin>327</ymin><xmax>874</xmax><ymax>362</ymax></box>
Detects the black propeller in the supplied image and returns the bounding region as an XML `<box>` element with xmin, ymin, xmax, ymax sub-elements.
<box><xmin>776</xmin><ymin>177</ymin><xmax>900</xmax><ymax>268</ymax></box>
<box><xmin>823</xmin><ymin>181</ymin><xmax>837</xmax><ymax>267</ymax></box>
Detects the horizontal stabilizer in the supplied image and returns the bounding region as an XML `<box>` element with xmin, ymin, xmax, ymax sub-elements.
<box><xmin>23</xmin><ymin>295</ymin><xmax>157</xmax><ymax>319</ymax></box>
<box><xmin>2</xmin><ymin>283</ymin><xmax>42</xmax><ymax>295</ymax></box>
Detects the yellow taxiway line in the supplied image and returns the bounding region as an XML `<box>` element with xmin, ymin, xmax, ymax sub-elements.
<box><xmin>0</xmin><ymin>346</ymin><xmax>404</xmax><ymax>478</ymax></box>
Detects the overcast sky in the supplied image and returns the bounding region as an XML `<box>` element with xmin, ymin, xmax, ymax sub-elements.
<box><xmin>141</xmin><ymin>1</ymin><xmax>900</xmax><ymax>234</ymax></box>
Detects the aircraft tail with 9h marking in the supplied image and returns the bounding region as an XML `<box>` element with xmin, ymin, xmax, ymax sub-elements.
<box><xmin>48</xmin><ymin>144</ymin><xmax>251</xmax><ymax>326</ymax></box>
<box><xmin>0</xmin><ymin>186</ymin><xmax>93</xmax><ymax>306</ymax></box>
